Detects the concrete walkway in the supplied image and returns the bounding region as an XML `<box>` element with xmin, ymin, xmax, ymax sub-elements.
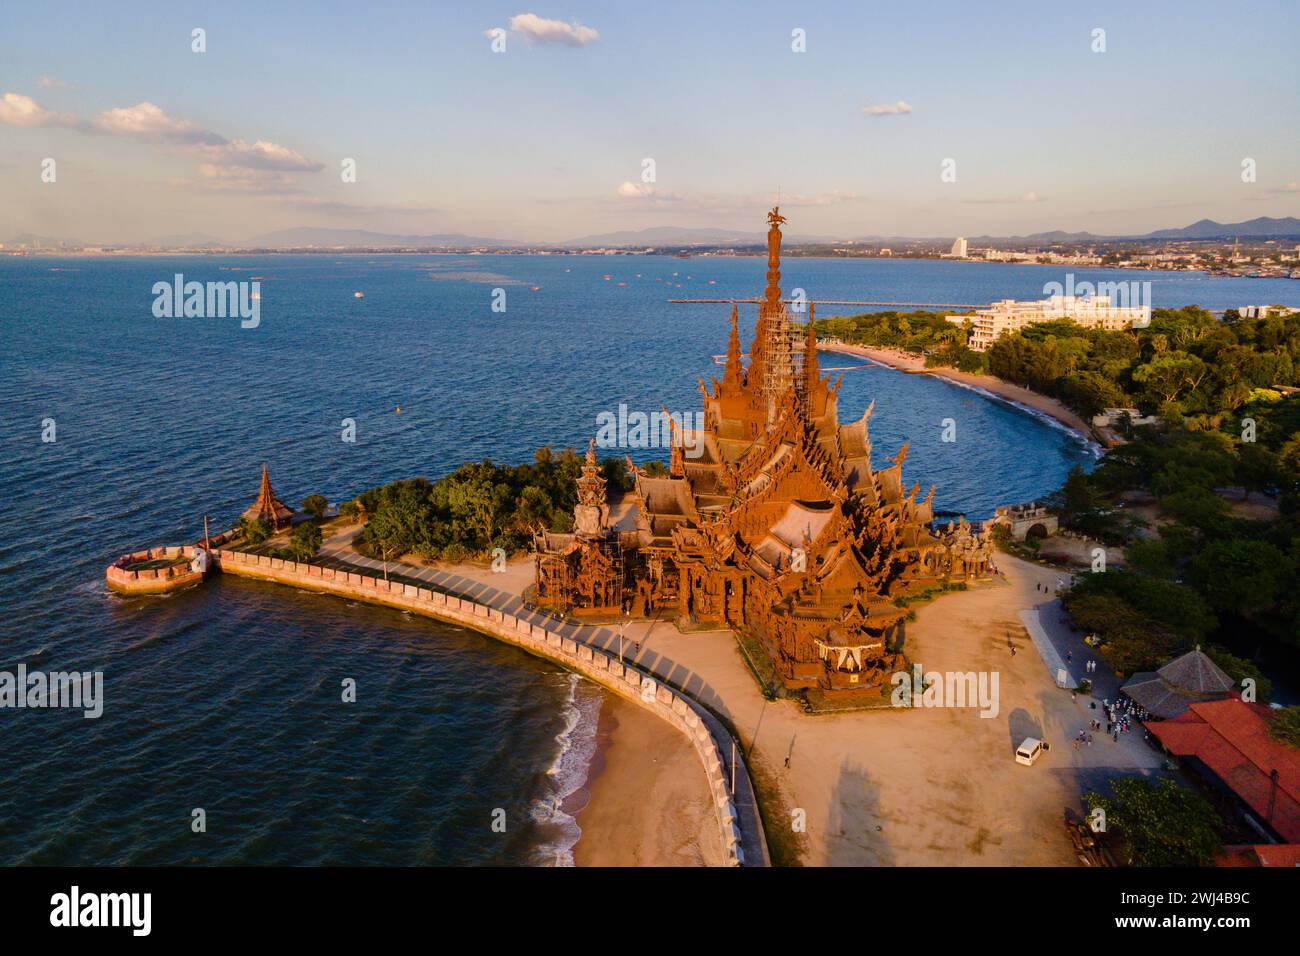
<box><xmin>1018</xmin><ymin>608</ymin><xmax>1076</xmax><ymax>690</ymax></box>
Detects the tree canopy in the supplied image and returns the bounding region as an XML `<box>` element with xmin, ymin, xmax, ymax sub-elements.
<box><xmin>346</xmin><ymin>446</ymin><xmax>635</xmax><ymax>563</ymax></box>
<box><xmin>1084</xmin><ymin>777</ymin><xmax>1224</xmax><ymax>867</ymax></box>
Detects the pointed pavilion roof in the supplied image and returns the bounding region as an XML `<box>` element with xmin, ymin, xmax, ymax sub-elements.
<box><xmin>1122</xmin><ymin>647</ymin><xmax>1235</xmax><ymax>719</ymax></box>
<box><xmin>243</xmin><ymin>463</ymin><xmax>295</xmax><ymax>529</ymax></box>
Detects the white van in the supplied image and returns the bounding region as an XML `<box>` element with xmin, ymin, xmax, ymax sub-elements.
<box><xmin>1015</xmin><ymin>737</ymin><xmax>1044</xmax><ymax>766</ymax></box>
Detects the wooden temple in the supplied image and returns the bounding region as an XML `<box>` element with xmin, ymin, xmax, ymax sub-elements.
<box><xmin>534</xmin><ymin>208</ymin><xmax>992</xmax><ymax>696</ymax></box>
<box><xmin>243</xmin><ymin>463</ymin><xmax>295</xmax><ymax>530</ymax></box>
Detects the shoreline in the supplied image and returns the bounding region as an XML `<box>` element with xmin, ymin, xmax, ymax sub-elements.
<box><xmin>821</xmin><ymin>342</ymin><xmax>1108</xmax><ymax>453</ymax></box>
<box><xmin>572</xmin><ymin>691</ymin><xmax>725</xmax><ymax>867</ymax></box>
<box><xmin>170</xmin><ymin>547</ymin><xmax>763</xmax><ymax>865</ymax></box>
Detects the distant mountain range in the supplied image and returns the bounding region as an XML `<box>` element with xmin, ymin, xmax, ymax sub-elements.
<box><xmin>562</xmin><ymin>226</ymin><xmax>845</xmax><ymax>246</ymax></box>
<box><xmin>963</xmin><ymin>217</ymin><xmax>1300</xmax><ymax>244</ymax></box>
<box><xmin>568</xmin><ymin>217</ymin><xmax>1300</xmax><ymax>247</ymax></box>
<box><xmin>241</xmin><ymin>227</ymin><xmax>511</xmax><ymax>248</ymax></box>
<box><xmin>8</xmin><ymin>216</ymin><xmax>1300</xmax><ymax>251</ymax></box>
<box><xmin>1143</xmin><ymin>217</ymin><xmax>1300</xmax><ymax>239</ymax></box>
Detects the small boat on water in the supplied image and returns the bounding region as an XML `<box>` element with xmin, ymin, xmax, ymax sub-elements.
<box><xmin>354</xmin><ymin>291</ymin><xmax>365</xmax><ymax>298</ymax></box>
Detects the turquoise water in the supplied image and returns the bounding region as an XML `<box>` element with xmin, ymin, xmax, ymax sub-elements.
<box><xmin>0</xmin><ymin>254</ymin><xmax>1281</xmax><ymax>864</ymax></box>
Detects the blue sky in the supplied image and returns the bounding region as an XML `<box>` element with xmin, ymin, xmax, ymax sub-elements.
<box><xmin>1</xmin><ymin>1</ymin><xmax>1297</xmax><ymax>242</ymax></box>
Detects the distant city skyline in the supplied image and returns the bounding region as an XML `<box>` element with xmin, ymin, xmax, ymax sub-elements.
<box><xmin>2</xmin><ymin>1</ymin><xmax>1298</xmax><ymax>244</ymax></box>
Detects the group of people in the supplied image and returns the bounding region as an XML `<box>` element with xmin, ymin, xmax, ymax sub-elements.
<box><xmin>1104</xmin><ymin>696</ymin><xmax>1148</xmax><ymax>734</ymax></box>
<box><xmin>1074</xmin><ymin>697</ymin><xmax>1150</xmax><ymax>748</ymax></box>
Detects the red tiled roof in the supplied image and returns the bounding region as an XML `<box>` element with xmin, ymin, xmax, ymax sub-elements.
<box><xmin>1147</xmin><ymin>699</ymin><xmax>1300</xmax><ymax>844</ymax></box>
<box><xmin>1218</xmin><ymin>844</ymin><xmax>1300</xmax><ymax>867</ymax></box>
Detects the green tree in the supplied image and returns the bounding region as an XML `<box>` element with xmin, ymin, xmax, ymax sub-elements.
<box><xmin>1159</xmin><ymin>486</ymin><xmax>1229</xmax><ymax>533</ymax></box>
<box><xmin>1051</xmin><ymin>466</ymin><xmax>1099</xmax><ymax>523</ymax></box>
<box><xmin>1235</xmin><ymin>443</ymin><xmax>1279</xmax><ymax>499</ymax></box>
<box><xmin>289</xmin><ymin>521</ymin><xmax>322</xmax><ymax>561</ymax></box>
<box><xmin>1268</xmin><ymin>707</ymin><xmax>1300</xmax><ymax>747</ymax></box>
<box><xmin>1190</xmin><ymin>539</ymin><xmax>1288</xmax><ymax>616</ymax></box>
<box><xmin>1203</xmin><ymin>645</ymin><xmax>1270</xmax><ymax>703</ymax></box>
<box><xmin>238</xmin><ymin>516</ymin><xmax>272</xmax><ymax>545</ymax></box>
<box><xmin>301</xmin><ymin>494</ymin><xmax>329</xmax><ymax>518</ymax></box>
<box><xmin>1131</xmin><ymin>351</ymin><xmax>1208</xmax><ymax>408</ymax></box>
<box><xmin>1084</xmin><ymin>777</ymin><xmax>1223</xmax><ymax>867</ymax></box>
<box><xmin>1124</xmin><ymin>539</ymin><xmax>1175</xmax><ymax>579</ymax></box>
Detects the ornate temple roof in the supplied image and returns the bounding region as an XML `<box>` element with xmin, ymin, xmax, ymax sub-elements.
<box><xmin>533</xmin><ymin>208</ymin><xmax>993</xmax><ymax>694</ymax></box>
<box><xmin>242</xmin><ymin>463</ymin><xmax>294</xmax><ymax>529</ymax></box>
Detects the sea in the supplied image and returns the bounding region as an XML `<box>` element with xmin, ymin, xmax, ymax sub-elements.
<box><xmin>1</xmin><ymin>254</ymin><xmax>1294</xmax><ymax>864</ymax></box>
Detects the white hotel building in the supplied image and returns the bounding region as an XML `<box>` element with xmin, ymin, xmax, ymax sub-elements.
<box><xmin>948</xmin><ymin>295</ymin><xmax>1152</xmax><ymax>351</ymax></box>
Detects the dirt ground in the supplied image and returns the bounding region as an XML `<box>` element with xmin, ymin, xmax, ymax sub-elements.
<box><xmin>561</xmin><ymin>555</ymin><xmax>1165</xmax><ymax>867</ymax></box>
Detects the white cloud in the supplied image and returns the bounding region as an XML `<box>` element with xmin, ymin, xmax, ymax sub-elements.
<box><xmin>781</xmin><ymin>190</ymin><xmax>858</xmax><ymax>207</ymax></box>
<box><xmin>280</xmin><ymin>196</ymin><xmax>442</xmax><ymax>216</ymax></box>
<box><xmin>3</xmin><ymin>91</ymin><xmax>325</xmax><ymax>197</ymax></box>
<box><xmin>91</xmin><ymin>101</ymin><xmax>225</xmax><ymax>145</ymax></box>
<box><xmin>862</xmin><ymin>100</ymin><xmax>912</xmax><ymax>116</ymax></box>
<box><xmin>960</xmin><ymin>192</ymin><xmax>1049</xmax><ymax>205</ymax></box>
<box><xmin>508</xmin><ymin>13</ymin><xmax>599</xmax><ymax>46</ymax></box>
<box><xmin>38</xmin><ymin>75</ymin><xmax>72</xmax><ymax>90</ymax></box>
<box><xmin>0</xmin><ymin>92</ymin><xmax>77</xmax><ymax>128</ymax></box>
<box><xmin>194</xmin><ymin>164</ymin><xmax>303</xmax><ymax>193</ymax></box>
<box><xmin>615</xmin><ymin>181</ymin><xmax>684</xmax><ymax>204</ymax></box>
<box><xmin>198</xmin><ymin>139</ymin><xmax>324</xmax><ymax>172</ymax></box>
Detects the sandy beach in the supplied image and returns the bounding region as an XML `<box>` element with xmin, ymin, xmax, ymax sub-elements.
<box><xmin>821</xmin><ymin>342</ymin><xmax>1105</xmax><ymax>448</ymax></box>
<box><xmin>573</xmin><ymin>692</ymin><xmax>725</xmax><ymax>866</ymax></box>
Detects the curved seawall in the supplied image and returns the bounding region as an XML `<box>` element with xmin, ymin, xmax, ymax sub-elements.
<box><xmin>172</xmin><ymin>546</ymin><xmax>769</xmax><ymax>866</ymax></box>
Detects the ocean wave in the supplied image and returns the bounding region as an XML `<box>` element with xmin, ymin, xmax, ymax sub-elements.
<box><xmin>932</xmin><ymin>376</ymin><xmax>1105</xmax><ymax>458</ymax></box>
<box><xmin>529</xmin><ymin>673</ymin><xmax>602</xmax><ymax>867</ymax></box>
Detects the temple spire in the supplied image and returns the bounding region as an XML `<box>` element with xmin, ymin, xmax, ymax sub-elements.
<box><xmin>577</xmin><ymin>439</ymin><xmax>606</xmax><ymax>507</ymax></box>
<box><xmin>764</xmin><ymin>206</ymin><xmax>786</xmax><ymax>308</ymax></box>
<box><xmin>753</xmin><ymin>207</ymin><xmax>794</xmax><ymax>428</ymax></box>
<box><xmin>723</xmin><ymin>302</ymin><xmax>743</xmax><ymax>388</ymax></box>
<box><xmin>572</xmin><ymin>439</ymin><xmax>609</xmax><ymax>538</ymax></box>
<box><xmin>803</xmin><ymin>302</ymin><xmax>820</xmax><ymax>392</ymax></box>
